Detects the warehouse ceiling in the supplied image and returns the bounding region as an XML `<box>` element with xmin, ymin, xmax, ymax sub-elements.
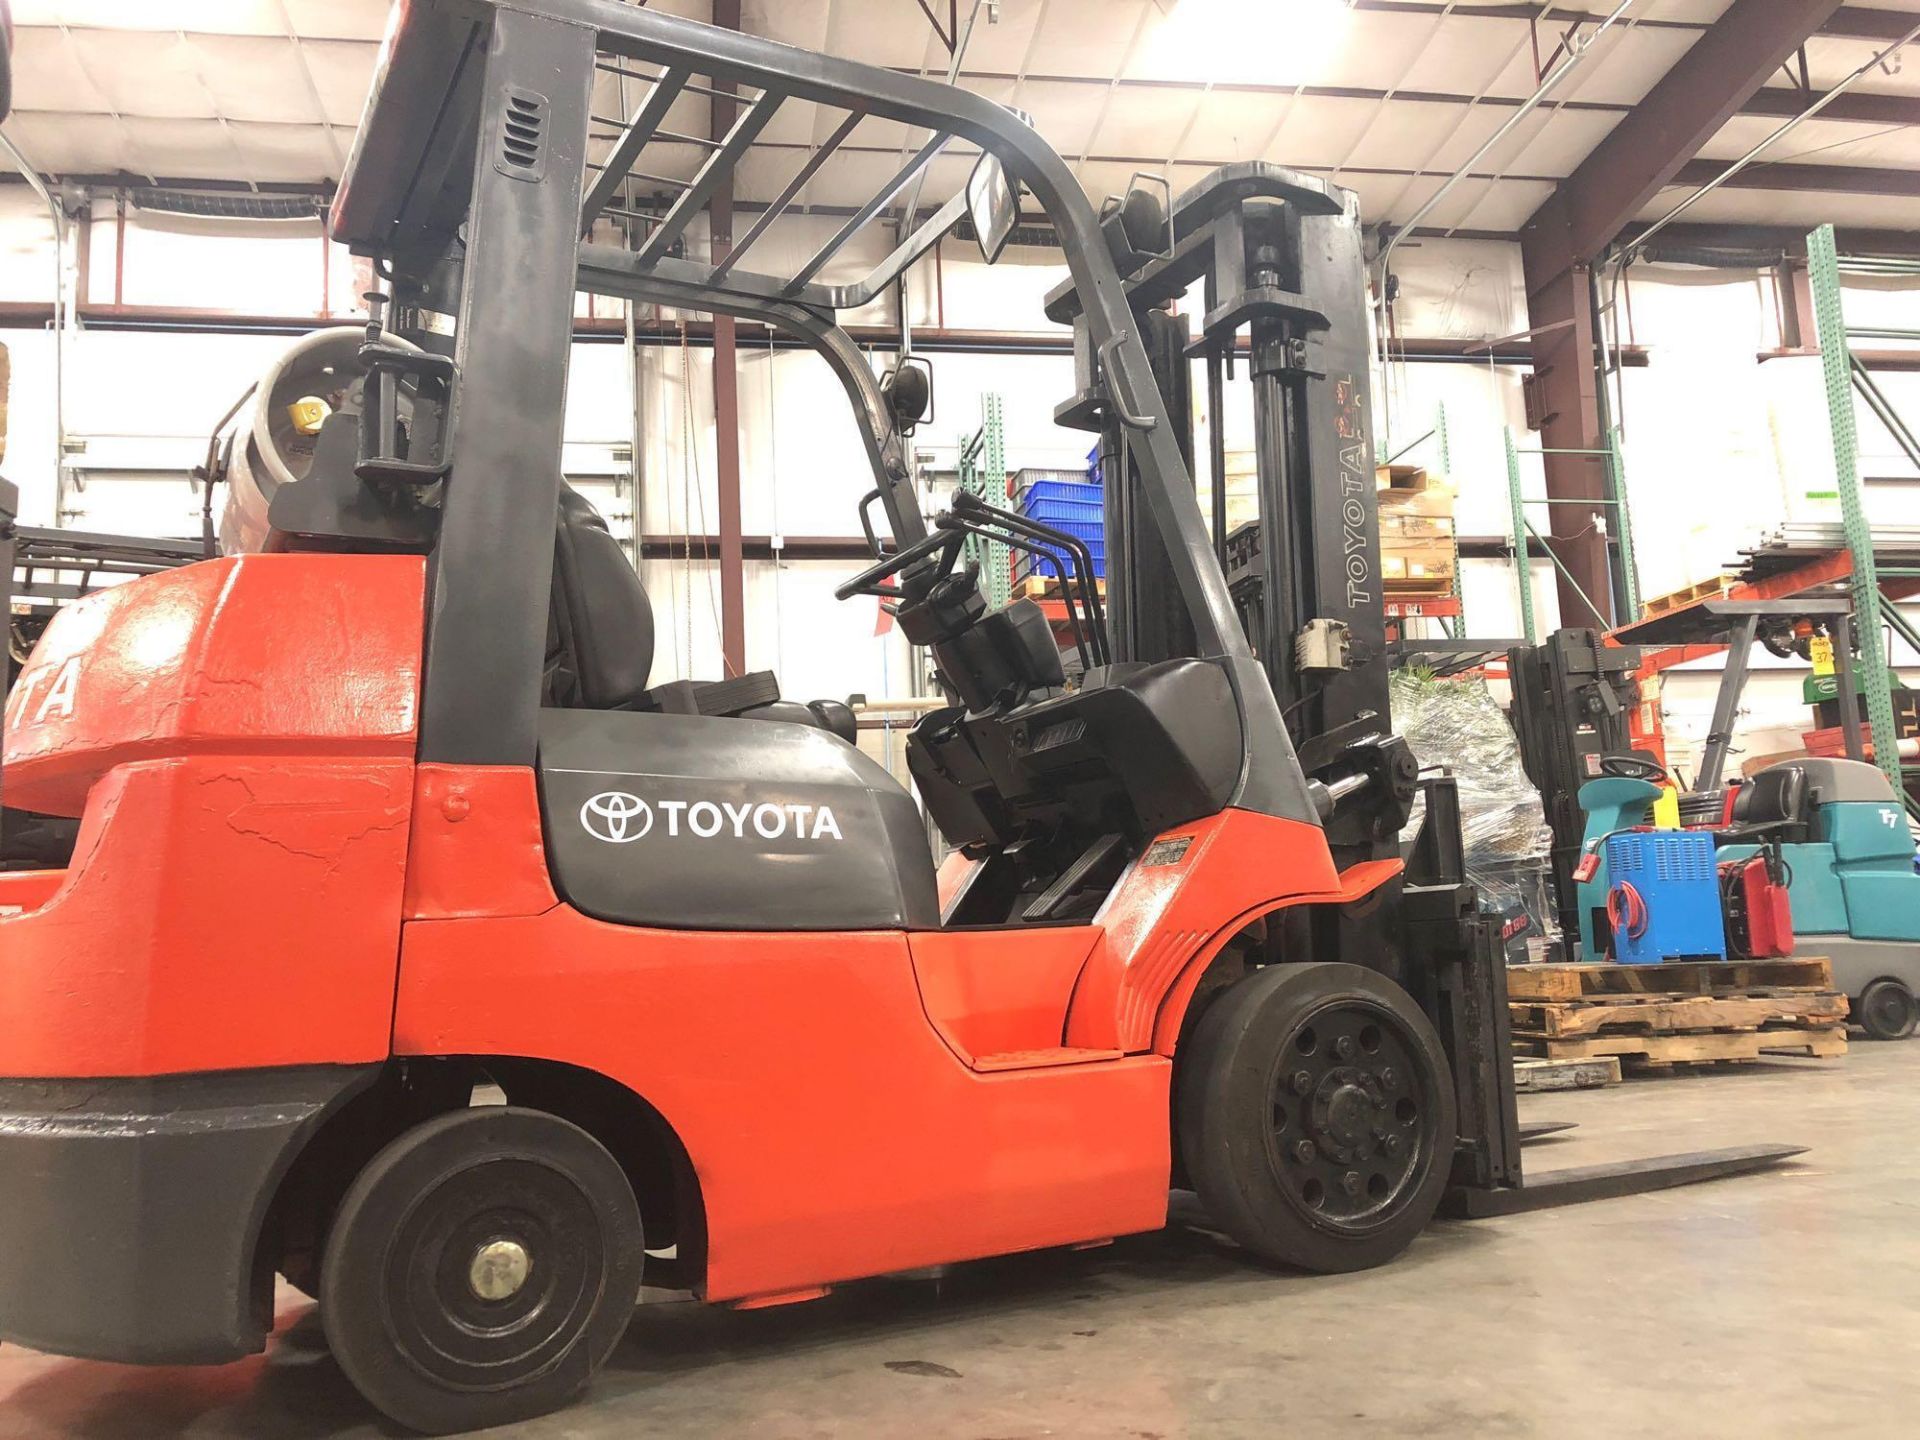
<box><xmin>4</xmin><ymin>0</ymin><xmax>1919</xmax><ymax>242</ymax></box>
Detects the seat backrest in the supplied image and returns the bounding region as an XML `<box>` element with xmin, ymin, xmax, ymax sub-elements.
<box><xmin>1733</xmin><ymin>763</ymin><xmax>1809</xmax><ymax>829</ymax></box>
<box><xmin>549</xmin><ymin>485</ymin><xmax>655</xmax><ymax>709</ymax></box>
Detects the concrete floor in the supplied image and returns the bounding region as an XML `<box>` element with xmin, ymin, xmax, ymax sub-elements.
<box><xmin>5</xmin><ymin>1045</ymin><xmax>1917</xmax><ymax>1439</ymax></box>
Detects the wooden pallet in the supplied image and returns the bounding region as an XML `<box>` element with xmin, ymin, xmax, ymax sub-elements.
<box><xmin>1515</xmin><ymin>1025</ymin><xmax>1847</xmax><ymax>1066</ymax></box>
<box><xmin>1641</xmin><ymin>574</ymin><xmax>1737</xmax><ymax>618</ymax></box>
<box><xmin>1015</xmin><ymin>574</ymin><xmax>1107</xmax><ymax>601</ymax></box>
<box><xmin>1506</xmin><ymin>957</ymin><xmax>1833</xmax><ymax>1003</ymax></box>
<box><xmin>1511</xmin><ymin>988</ymin><xmax>1849</xmax><ymax>1040</ymax></box>
<box><xmin>1513</xmin><ymin>1055</ymin><xmax>1622</xmax><ymax>1092</ymax></box>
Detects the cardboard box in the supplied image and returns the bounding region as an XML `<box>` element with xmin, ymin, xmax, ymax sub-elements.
<box><xmin>1380</xmin><ymin>508</ymin><xmax>1457</xmax><ymax>593</ymax></box>
<box><xmin>1375</xmin><ymin>462</ymin><xmax>1429</xmax><ymax>499</ymax></box>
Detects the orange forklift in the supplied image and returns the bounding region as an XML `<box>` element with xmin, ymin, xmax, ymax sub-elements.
<box><xmin>0</xmin><ymin>3</ymin><xmax>1798</xmax><ymax>1433</ymax></box>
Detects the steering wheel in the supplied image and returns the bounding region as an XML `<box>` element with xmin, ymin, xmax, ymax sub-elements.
<box><xmin>1598</xmin><ymin>754</ymin><xmax>1667</xmax><ymax>784</ymax></box>
<box><xmin>833</xmin><ymin>525</ymin><xmax>967</xmax><ymax>601</ymax></box>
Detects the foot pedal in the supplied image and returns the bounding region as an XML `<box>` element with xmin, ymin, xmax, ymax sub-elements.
<box><xmin>1022</xmin><ymin>833</ymin><xmax>1125</xmax><ymax>922</ymax></box>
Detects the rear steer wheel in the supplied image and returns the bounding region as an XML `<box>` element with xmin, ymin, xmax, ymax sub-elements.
<box><xmin>1178</xmin><ymin>962</ymin><xmax>1457</xmax><ymax>1274</ymax></box>
<box><xmin>320</xmin><ymin>1107</ymin><xmax>644</xmax><ymax>1435</ymax></box>
<box><xmin>1856</xmin><ymin>979</ymin><xmax>1918</xmax><ymax>1041</ymax></box>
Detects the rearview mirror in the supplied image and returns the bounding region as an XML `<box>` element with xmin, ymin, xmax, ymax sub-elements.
<box><xmin>967</xmin><ymin>151</ymin><xmax>1021</xmax><ymax>266</ymax></box>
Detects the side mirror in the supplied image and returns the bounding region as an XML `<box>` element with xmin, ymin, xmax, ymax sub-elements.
<box><xmin>966</xmin><ymin>151</ymin><xmax>1021</xmax><ymax>266</ymax></box>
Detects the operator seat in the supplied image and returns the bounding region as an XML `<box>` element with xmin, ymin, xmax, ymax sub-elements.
<box><xmin>544</xmin><ymin>485</ymin><xmax>856</xmax><ymax>741</ymax></box>
<box><xmin>1722</xmin><ymin>764</ymin><xmax>1811</xmax><ymax>844</ymax></box>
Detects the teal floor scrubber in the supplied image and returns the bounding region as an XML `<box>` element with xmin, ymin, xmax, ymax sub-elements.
<box><xmin>1718</xmin><ymin>758</ymin><xmax>1920</xmax><ymax>1039</ymax></box>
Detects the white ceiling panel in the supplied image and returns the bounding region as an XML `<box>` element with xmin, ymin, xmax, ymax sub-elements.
<box><xmin>745</xmin><ymin>0</ymin><xmax>829</xmax><ymax>52</ymax></box>
<box><xmin>1638</xmin><ymin>183</ymin><xmax>1920</xmax><ymax>233</ymax></box>
<box><xmin>15</xmin><ymin>1</ymin><xmax>284</xmax><ymax>34</ymax></box>
<box><xmin>1340</xmin><ymin>100</ymin><xmax>1471</xmax><ymax>174</ymax></box>
<box><xmin>1395</xmin><ymin>17</ymin><xmax>1530</xmax><ymax>99</ymax></box>
<box><xmin>1636</xmin><ymin>0</ymin><xmax>1736</xmax><ymax>20</ymax></box>
<box><xmin>1012</xmin><ymin>78</ymin><xmax>1110</xmax><ymax>157</ymax></box>
<box><xmin>10</xmin><ymin>25</ymin><xmax>110</xmax><ymax>112</ymax></box>
<box><xmin>1177</xmin><ymin>89</ymin><xmax>1292</xmax><ymax>162</ymax></box>
<box><xmin>947</xmin><ymin>2</ymin><xmax>1044</xmax><ymax>76</ymax></box>
<box><xmin>73</xmin><ymin>30</ymin><xmax>220</xmax><ymax>119</ymax></box>
<box><xmin>1336</xmin><ymin>168</ymin><xmax>1417</xmax><ymax>225</ymax></box>
<box><xmin>1455</xmin><ymin>177</ymin><xmax>1556</xmax><ymax>232</ymax></box>
<box><xmin>1801</xmin><ymin>33</ymin><xmax>1920</xmax><ymax>97</ymax></box>
<box><xmin>1033</xmin><ymin>0</ymin><xmax>1150</xmax><ymax>82</ymax></box>
<box><xmin>0</xmin><ymin>110</ymin><xmax>128</xmax><ymax>175</ymax></box>
<box><xmin>1095</xmin><ymin>87</ymin><xmax>1203</xmax><ymax>161</ymax></box>
<box><xmin>1496</xmin><ymin>107</ymin><xmax>1625</xmax><ymax>177</ymax></box>
<box><xmin>278</xmin><ymin>1</ymin><xmax>395</xmax><ymax>43</ymax></box>
<box><xmin>1</xmin><ymin>0</ymin><xmax>1910</xmax><ymax>242</ymax></box>
<box><xmin>1542</xmin><ymin>24</ymin><xmax>1702</xmax><ymax>108</ymax></box>
<box><xmin>1268</xmin><ymin>94</ymin><xmax>1382</xmax><ymax>171</ymax></box>
<box><xmin>1700</xmin><ymin>115</ymin><xmax>1920</xmax><ymax>170</ymax></box>
<box><xmin>194</xmin><ymin>35</ymin><xmax>329</xmax><ymax>125</ymax></box>
<box><xmin>227</xmin><ymin>119</ymin><xmax>338</xmax><ymax>182</ymax></box>
<box><xmin>1416</xmin><ymin>102</ymin><xmax>1518</xmax><ymax>175</ymax></box>
<box><xmin>303</xmin><ymin>38</ymin><xmax>382</xmax><ymax>127</ymax></box>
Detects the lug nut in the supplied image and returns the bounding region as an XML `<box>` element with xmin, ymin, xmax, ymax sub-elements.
<box><xmin>1380</xmin><ymin>1067</ymin><xmax>1397</xmax><ymax>1087</ymax></box>
<box><xmin>1291</xmin><ymin>1070</ymin><xmax>1314</xmax><ymax>1095</ymax></box>
<box><xmin>1293</xmin><ymin>1139</ymin><xmax>1316</xmax><ymax>1164</ymax></box>
<box><xmin>1334</xmin><ymin>1035</ymin><xmax>1355</xmax><ymax>1060</ymax></box>
<box><xmin>1342</xmin><ymin>1170</ymin><xmax>1362</xmax><ymax>1195</ymax></box>
<box><xmin>1384</xmin><ymin>1134</ymin><xmax>1403</xmax><ymax>1156</ymax></box>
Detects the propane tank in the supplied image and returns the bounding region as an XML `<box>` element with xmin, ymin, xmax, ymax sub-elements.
<box><xmin>218</xmin><ymin>326</ymin><xmax>419</xmax><ymax>554</ymax></box>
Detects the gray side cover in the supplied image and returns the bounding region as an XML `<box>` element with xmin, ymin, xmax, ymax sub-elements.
<box><xmin>538</xmin><ymin>708</ymin><xmax>941</xmax><ymax>931</ymax></box>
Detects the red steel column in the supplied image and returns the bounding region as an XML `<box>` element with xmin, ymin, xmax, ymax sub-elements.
<box><xmin>711</xmin><ymin>0</ymin><xmax>746</xmax><ymax>675</ymax></box>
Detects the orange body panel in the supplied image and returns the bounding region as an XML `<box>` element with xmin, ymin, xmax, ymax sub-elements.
<box><xmin>1067</xmin><ymin>808</ymin><xmax>1373</xmax><ymax>1052</ymax></box>
<box><xmin>4</xmin><ymin>555</ymin><xmax>423</xmax><ymax>815</ymax></box>
<box><xmin>0</xmin><ymin>555</ymin><xmax>424</xmax><ymax>1078</ymax></box>
<box><xmin>394</xmin><ymin>908</ymin><xmax>1171</xmax><ymax>1303</ymax></box>
<box><xmin>907</xmin><ymin>925</ymin><xmax>1101</xmax><ymax>1062</ymax></box>
<box><xmin>0</xmin><ymin>870</ymin><xmax>64</xmax><ymax>913</ymax></box>
<box><xmin>404</xmin><ymin>763</ymin><xmax>560</xmax><ymax>919</ymax></box>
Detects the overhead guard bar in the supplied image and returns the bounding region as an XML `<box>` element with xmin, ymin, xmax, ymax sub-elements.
<box><xmin>713</xmin><ymin>110</ymin><xmax>866</xmax><ymax>281</ymax></box>
<box><xmin>786</xmin><ymin>132</ymin><xmax>952</xmax><ymax>293</ymax></box>
<box><xmin>638</xmin><ymin>86</ymin><xmax>784</xmax><ymax>262</ymax></box>
<box><xmin>580</xmin><ymin>67</ymin><xmax>690</xmax><ymax>232</ymax></box>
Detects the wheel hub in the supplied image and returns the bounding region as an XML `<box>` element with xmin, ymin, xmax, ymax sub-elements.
<box><xmin>1311</xmin><ymin>1069</ymin><xmax>1387</xmax><ymax>1162</ymax></box>
<box><xmin>468</xmin><ymin>1238</ymin><xmax>533</xmax><ymax>1302</ymax></box>
<box><xmin>1267</xmin><ymin>1003</ymin><xmax>1434</xmax><ymax>1231</ymax></box>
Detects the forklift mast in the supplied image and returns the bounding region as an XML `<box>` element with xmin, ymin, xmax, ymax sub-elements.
<box><xmin>1045</xmin><ymin>167</ymin><xmax>1404</xmax><ymax>867</ymax></box>
<box><xmin>323</xmin><ymin>0</ymin><xmax>1323</xmax><ymax>834</ymax></box>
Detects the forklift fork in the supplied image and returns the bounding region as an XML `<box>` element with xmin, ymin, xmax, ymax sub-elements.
<box><xmin>1409</xmin><ymin>777</ymin><xmax>1805</xmax><ymax>1219</ymax></box>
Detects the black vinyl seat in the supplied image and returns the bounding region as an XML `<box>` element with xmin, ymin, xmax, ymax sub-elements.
<box><xmin>545</xmin><ymin>485</ymin><xmax>855</xmax><ymax>742</ymax></box>
<box><xmin>1720</xmin><ymin>763</ymin><xmax>1811</xmax><ymax>844</ymax></box>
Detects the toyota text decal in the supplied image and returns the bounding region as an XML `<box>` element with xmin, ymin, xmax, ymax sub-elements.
<box><xmin>580</xmin><ymin>791</ymin><xmax>844</xmax><ymax>844</ymax></box>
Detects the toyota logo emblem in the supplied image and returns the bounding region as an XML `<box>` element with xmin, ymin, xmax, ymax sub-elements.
<box><xmin>580</xmin><ymin>791</ymin><xmax>652</xmax><ymax>843</ymax></box>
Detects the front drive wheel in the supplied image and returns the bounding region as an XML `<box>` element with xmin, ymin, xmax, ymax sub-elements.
<box><xmin>1857</xmin><ymin>979</ymin><xmax>1918</xmax><ymax>1041</ymax></box>
<box><xmin>1178</xmin><ymin>962</ymin><xmax>1457</xmax><ymax>1274</ymax></box>
<box><xmin>320</xmin><ymin>1107</ymin><xmax>644</xmax><ymax>1435</ymax></box>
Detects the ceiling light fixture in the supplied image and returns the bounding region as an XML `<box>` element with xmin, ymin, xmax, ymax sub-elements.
<box><xmin>1144</xmin><ymin>0</ymin><xmax>1357</xmax><ymax>87</ymax></box>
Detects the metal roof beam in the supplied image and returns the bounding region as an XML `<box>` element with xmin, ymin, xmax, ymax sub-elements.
<box><xmin>1671</xmin><ymin>157</ymin><xmax>1920</xmax><ymax>198</ymax></box>
<box><xmin>1521</xmin><ymin>0</ymin><xmax>1845</xmax><ymax>275</ymax></box>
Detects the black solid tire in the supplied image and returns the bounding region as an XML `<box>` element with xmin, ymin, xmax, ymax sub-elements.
<box><xmin>1177</xmin><ymin>962</ymin><xmax>1457</xmax><ymax>1274</ymax></box>
<box><xmin>320</xmin><ymin>1107</ymin><xmax>644</xmax><ymax>1435</ymax></box>
<box><xmin>1857</xmin><ymin>979</ymin><xmax>1918</xmax><ymax>1041</ymax></box>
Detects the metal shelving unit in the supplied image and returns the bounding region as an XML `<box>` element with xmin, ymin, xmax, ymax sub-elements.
<box><xmin>1502</xmin><ymin>424</ymin><xmax>1639</xmax><ymax>645</ymax></box>
<box><xmin>1806</xmin><ymin>221</ymin><xmax>1911</xmax><ymax>792</ymax></box>
<box><xmin>956</xmin><ymin>393</ymin><xmax>1010</xmax><ymax>610</ymax></box>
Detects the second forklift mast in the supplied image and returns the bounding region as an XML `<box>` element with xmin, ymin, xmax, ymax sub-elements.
<box><xmin>1049</xmin><ymin>167</ymin><xmax>1397</xmax><ymax>868</ymax></box>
